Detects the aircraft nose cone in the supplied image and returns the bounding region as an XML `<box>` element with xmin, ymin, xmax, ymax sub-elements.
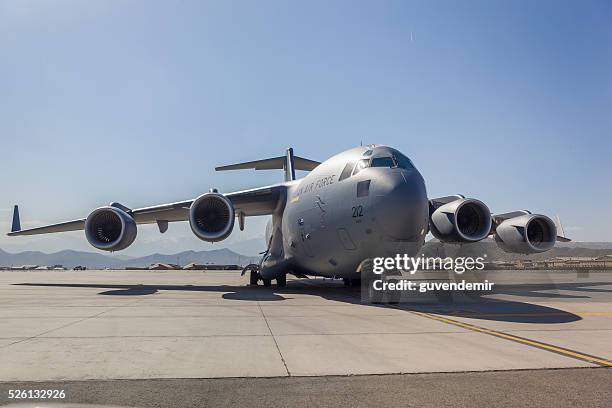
<box><xmin>371</xmin><ymin>171</ymin><xmax>428</xmax><ymax>241</ymax></box>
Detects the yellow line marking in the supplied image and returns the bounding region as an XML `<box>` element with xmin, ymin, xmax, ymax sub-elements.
<box><xmin>409</xmin><ymin>311</ymin><xmax>612</xmax><ymax>367</ymax></box>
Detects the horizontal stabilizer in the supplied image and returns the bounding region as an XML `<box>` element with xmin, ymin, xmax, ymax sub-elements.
<box><xmin>216</xmin><ymin>155</ymin><xmax>320</xmax><ymax>172</ymax></box>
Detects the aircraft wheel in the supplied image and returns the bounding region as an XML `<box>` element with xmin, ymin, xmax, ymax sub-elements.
<box><xmin>387</xmin><ymin>289</ymin><xmax>401</xmax><ymax>304</ymax></box>
<box><xmin>343</xmin><ymin>278</ymin><xmax>350</xmax><ymax>286</ymax></box>
<box><xmin>276</xmin><ymin>274</ymin><xmax>287</xmax><ymax>288</ymax></box>
<box><xmin>434</xmin><ymin>289</ymin><xmax>453</xmax><ymax>304</ymax></box>
<box><xmin>249</xmin><ymin>270</ymin><xmax>259</xmax><ymax>285</ymax></box>
<box><xmin>386</xmin><ymin>278</ymin><xmax>401</xmax><ymax>304</ymax></box>
<box><xmin>368</xmin><ymin>282</ymin><xmax>383</xmax><ymax>304</ymax></box>
<box><xmin>262</xmin><ymin>278</ymin><xmax>272</xmax><ymax>288</ymax></box>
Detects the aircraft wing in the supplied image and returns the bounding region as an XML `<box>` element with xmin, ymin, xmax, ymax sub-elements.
<box><xmin>8</xmin><ymin>183</ymin><xmax>285</xmax><ymax>237</ymax></box>
<box><xmin>429</xmin><ymin>195</ymin><xmax>571</xmax><ymax>243</ymax></box>
<box><xmin>131</xmin><ymin>183</ymin><xmax>284</xmax><ymax>224</ymax></box>
<box><xmin>6</xmin><ymin>218</ymin><xmax>86</xmax><ymax>236</ymax></box>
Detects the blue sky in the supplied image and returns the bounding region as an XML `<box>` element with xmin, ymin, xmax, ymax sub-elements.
<box><xmin>1</xmin><ymin>0</ymin><xmax>611</xmax><ymax>255</ymax></box>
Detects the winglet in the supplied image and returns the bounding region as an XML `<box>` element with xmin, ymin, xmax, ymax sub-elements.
<box><xmin>11</xmin><ymin>205</ymin><xmax>21</xmax><ymax>233</ymax></box>
<box><xmin>555</xmin><ymin>215</ymin><xmax>571</xmax><ymax>242</ymax></box>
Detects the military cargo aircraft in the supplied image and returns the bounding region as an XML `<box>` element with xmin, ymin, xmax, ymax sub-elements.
<box><xmin>8</xmin><ymin>145</ymin><xmax>568</xmax><ymax>287</ymax></box>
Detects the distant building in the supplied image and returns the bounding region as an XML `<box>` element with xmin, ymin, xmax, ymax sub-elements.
<box><xmin>596</xmin><ymin>255</ymin><xmax>612</xmax><ymax>268</ymax></box>
<box><xmin>183</xmin><ymin>263</ymin><xmax>205</xmax><ymax>270</ymax></box>
<box><xmin>180</xmin><ymin>263</ymin><xmax>241</xmax><ymax>270</ymax></box>
<box><xmin>546</xmin><ymin>256</ymin><xmax>612</xmax><ymax>269</ymax></box>
<box><xmin>149</xmin><ymin>263</ymin><xmax>181</xmax><ymax>270</ymax></box>
<box><xmin>11</xmin><ymin>265</ymin><xmax>38</xmax><ymax>270</ymax></box>
<box><xmin>484</xmin><ymin>255</ymin><xmax>612</xmax><ymax>270</ymax></box>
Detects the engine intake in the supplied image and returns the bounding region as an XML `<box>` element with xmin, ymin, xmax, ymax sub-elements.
<box><xmin>495</xmin><ymin>214</ymin><xmax>556</xmax><ymax>254</ymax></box>
<box><xmin>430</xmin><ymin>198</ymin><xmax>492</xmax><ymax>243</ymax></box>
<box><xmin>189</xmin><ymin>193</ymin><xmax>235</xmax><ymax>242</ymax></box>
<box><xmin>85</xmin><ymin>206</ymin><xmax>137</xmax><ymax>251</ymax></box>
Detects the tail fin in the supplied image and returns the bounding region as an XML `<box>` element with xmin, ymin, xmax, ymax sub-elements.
<box><xmin>215</xmin><ymin>148</ymin><xmax>320</xmax><ymax>182</ymax></box>
<box><xmin>11</xmin><ymin>205</ymin><xmax>21</xmax><ymax>233</ymax></box>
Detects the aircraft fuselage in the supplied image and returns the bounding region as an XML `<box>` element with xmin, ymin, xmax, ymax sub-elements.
<box><xmin>262</xmin><ymin>145</ymin><xmax>429</xmax><ymax>279</ymax></box>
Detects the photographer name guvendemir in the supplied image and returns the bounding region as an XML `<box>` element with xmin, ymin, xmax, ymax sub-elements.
<box><xmin>372</xmin><ymin>279</ymin><xmax>494</xmax><ymax>293</ymax></box>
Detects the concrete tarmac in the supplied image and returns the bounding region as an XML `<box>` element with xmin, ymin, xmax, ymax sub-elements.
<box><xmin>0</xmin><ymin>269</ymin><xmax>610</xmax><ymax>406</ymax></box>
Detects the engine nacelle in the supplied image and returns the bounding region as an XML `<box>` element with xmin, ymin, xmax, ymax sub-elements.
<box><xmin>85</xmin><ymin>206</ymin><xmax>137</xmax><ymax>251</ymax></box>
<box><xmin>189</xmin><ymin>193</ymin><xmax>235</xmax><ymax>242</ymax></box>
<box><xmin>495</xmin><ymin>214</ymin><xmax>556</xmax><ymax>254</ymax></box>
<box><xmin>430</xmin><ymin>198</ymin><xmax>492</xmax><ymax>243</ymax></box>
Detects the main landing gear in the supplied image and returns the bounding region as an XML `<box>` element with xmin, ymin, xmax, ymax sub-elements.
<box><xmin>343</xmin><ymin>278</ymin><xmax>361</xmax><ymax>287</ymax></box>
<box><xmin>241</xmin><ymin>264</ymin><xmax>286</xmax><ymax>288</ymax></box>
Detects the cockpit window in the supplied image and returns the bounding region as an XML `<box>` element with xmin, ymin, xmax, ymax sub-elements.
<box><xmin>371</xmin><ymin>157</ymin><xmax>395</xmax><ymax>168</ymax></box>
<box><xmin>352</xmin><ymin>159</ymin><xmax>369</xmax><ymax>175</ymax></box>
<box><xmin>339</xmin><ymin>161</ymin><xmax>355</xmax><ymax>181</ymax></box>
<box><xmin>363</xmin><ymin>150</ymin><xmax>373</xmax><ymax>156</ymax></box>
<box><xmin>392</xmin><ymin>152</ymin><xmax>415</xmax><ymax>170</ymax></box>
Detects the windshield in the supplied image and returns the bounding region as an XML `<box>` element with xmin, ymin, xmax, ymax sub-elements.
<box><xmin>352</xmin><ymin>159</ymin><xmax>370</xmax><ymax>175</ymax></box>
<box><xmin>371</xmin><ymin>157</ymin><xmax>395</xmax><ymax>168</ymax></box>
<box><xmin>339</xmin><ymin>161</ymin><xmax>355</xmax><ymax>181</ymax></box>
<box><xmin>392</xmin><ymin>151</ymin><xmax>415</xmax><ymax>170</ymax></box>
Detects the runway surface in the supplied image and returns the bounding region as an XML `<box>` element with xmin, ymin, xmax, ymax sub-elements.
<box><xmin>0</xmin><ymin>269</ymin><xmax>610</xmax><ymax>405</ymax></box>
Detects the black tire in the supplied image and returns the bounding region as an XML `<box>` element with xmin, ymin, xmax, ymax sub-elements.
<box><xmin>368</xmin><ymin>282</ymin><xmax>383</xmax><ymax>304</ymax></box>
<box><xmin>262</xmin><ymin>278</ymin><xmax>272</xmax><ymax>287</ymax></box>
<box><xmin>387</xmin><ymin>289</ymin><xmax>401</xmax><ymax>304</ymax></box>
<box><xmin>343</xmin><ymin>278</ymin><xmax>350</xmax><ymax>286</ymax></box>
<box><xmin>434</xmin><ymin>290</ymin><xmax>453</xmax><ymax>304</ymax></box>
<box><xmin>249</xmin><ymin>270</ymin><xmax>259</xmax><ymax>285</ymax></box>
<box><xmin>276</xmin><ymin>274</ymin><xmax>287</xmax><ymax>288</ymax></box>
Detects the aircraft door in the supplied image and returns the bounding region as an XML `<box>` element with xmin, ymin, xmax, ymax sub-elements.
<box><xmin>351</xmin><ymin>178</ymin><xmax>372</xmax><ymax>226</ymax></box>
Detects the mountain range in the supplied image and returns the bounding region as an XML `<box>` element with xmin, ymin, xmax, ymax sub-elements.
<box><xmin>1</xmin><ymin>241</ymin><xmax>611</xmax><ymax>269</ymax></box>
<box><xmin>0</xmin><ymin>248</ymin><xmax>259</xmax><ymax>269</ymax></box>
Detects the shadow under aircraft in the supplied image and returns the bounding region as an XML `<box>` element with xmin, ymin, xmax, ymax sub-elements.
<box><xmin>15</xmin><ymin>278</ymin><xmax>612</xmax><ymax>324</ymax></box>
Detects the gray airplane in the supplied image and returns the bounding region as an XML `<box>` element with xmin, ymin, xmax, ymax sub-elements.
<box><xmin>8</xmin><ymin>145</ymin><xmax>568</xmax><ymax>287</ymax></box>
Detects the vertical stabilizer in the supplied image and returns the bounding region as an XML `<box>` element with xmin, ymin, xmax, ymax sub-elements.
<box><xmin>11</xmin><ymin>205</ymin><xmax>21</xmax><ymax>233</ymax></box>
<box><xmin>285</xmin><ymin>147</ymin><xmax>296</xmax><ymax>181</ymax></box>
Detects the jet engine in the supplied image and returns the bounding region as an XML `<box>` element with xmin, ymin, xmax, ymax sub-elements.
<box><xmin>494</xmin><ymin>213</ymin><xmax>556</xmax><ymax>254</ymax></box>
<box><xmin>189</xmin><ymin>193</ymin><xmax>235</xmax><ymax>242</ymax></box>
<box><xmin>85</xmin><ymin>206</ymin><xmax>137</xmax><ymax>251</ymax></box>
<box><xmin>430</xmin><ymin>198</ymin><xmax>492</xmax><ymax>243</ymax></box>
